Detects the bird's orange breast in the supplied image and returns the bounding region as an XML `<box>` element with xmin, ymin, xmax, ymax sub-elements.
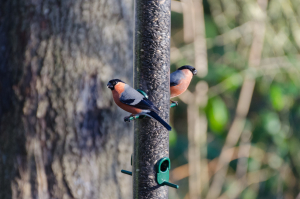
<box><xmin>112</xmin><ymin>84</ymin><xmax>142</xmax><ymax>114</ymax></box>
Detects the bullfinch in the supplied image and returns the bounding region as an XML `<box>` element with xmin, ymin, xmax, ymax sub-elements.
<box><xmin>170</xmin><ymin>65</ymin><xmax>197</xmax><ymax>104</ymax></box>
<box><xmin>107</xmin><ymin>79</ymin><xmax>172</xmax><ymax>131</ymax></box>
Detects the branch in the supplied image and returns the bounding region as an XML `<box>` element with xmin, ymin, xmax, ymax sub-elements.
<box><xmin>208</xmin><ymin>55</ymin><xmax>300</xmax><ymax>99</ymax></box>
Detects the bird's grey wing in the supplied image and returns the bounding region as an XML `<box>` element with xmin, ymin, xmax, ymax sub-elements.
<box><xmin>120</xmin><ymin>85</ymin><xmax>159</xmax><ymax>112</ymax></box>
<box><xmin>170</xmin><ymin>70</ymin><xmax>185</xmax><ymax>87</ymax></box>
<box><xmin>120</xmin><ymin>85</ymin><xmax>144</xmax><ymax>105</ymax></box>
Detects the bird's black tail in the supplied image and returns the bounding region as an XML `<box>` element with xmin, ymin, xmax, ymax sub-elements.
<box><xmin>147</xmin><ymin>111</ymin><xmax>172</xmax><ymax>131</ymax></box>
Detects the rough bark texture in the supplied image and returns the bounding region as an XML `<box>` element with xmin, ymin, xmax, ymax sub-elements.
<box><xmin>0</xmin><ymin>0</ymin><xmax>134</xmax><ymax>199</ymax></box>
<box><xmin>133</xmin><ymin>0</ymin><xmax>171</xmax><ymax>198</ymax></box>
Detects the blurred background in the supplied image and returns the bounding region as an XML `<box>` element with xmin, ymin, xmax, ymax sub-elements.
<box><xmin>1</xmin><ymin>0</ymin><xmax>300</xmax><ymax>198</ymax></box>
<box><xmin>169</xmin><ymin>0</ymin><xmax>300</xmax><ymax>198</ymax></box>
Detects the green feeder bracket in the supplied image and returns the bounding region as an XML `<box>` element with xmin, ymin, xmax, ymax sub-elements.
<box><xmin>124</xmin><ymin>90</ymin><xmax>178</xmax><ymax>122</ymax></box>
<box><xmin>170</xmin><ymin>102</ymin><xmax>178</xmax><ymax>108</ymax></box>
<box><xmin>121</xmin><ymin>156</ymin><xmax>179</xmax><ymax>189</ymax></box>
<box><xmin>121</xmin><ymin>170</ymin><xmax>132</xmax><ymax>176</ymax></box>
<box><xmin>136</xmin><ymin>89</ymin><xmax>148</xmax><ymax>99</ymax></box>
<box><xmin>121</xmin><ymin>155</ymin><xmax>132</xmax><ymax>176</ymax></box>
<box><xmin>156</xmin><ymin>157</ymin><xmax>179</xmax><ymax>189</ymax></box>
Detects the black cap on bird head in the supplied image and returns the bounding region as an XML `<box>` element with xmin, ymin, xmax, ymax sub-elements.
<box><xmin>178</xmin><ymin>65</ymin><xmax>197</xmax><ymax>75</ymax></box>
<box><xmin>107</xmin><ymin>79</ymin><xmax>125</xmax><ymax>90</ymax></box>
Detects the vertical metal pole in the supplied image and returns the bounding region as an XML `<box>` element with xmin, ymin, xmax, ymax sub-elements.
<box><xmin>133</xmin><ymin>0</ymin><xmax>171</xmax><ymax>198</ymax></box>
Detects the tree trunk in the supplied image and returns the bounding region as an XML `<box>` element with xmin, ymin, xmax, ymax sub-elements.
<box><xmin>0</xmin><ymin>0</ymin><xmax>133</xmax><ymax>198</ymax></box>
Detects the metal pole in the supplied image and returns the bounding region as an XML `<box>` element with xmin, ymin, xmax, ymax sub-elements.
<box><xmin>133</xmin><ymin>0</ymin><xmax>171</xmax><ymax>198</ymax></box>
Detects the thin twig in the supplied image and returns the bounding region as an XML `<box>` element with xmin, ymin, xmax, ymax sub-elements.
<box><xmin>170</xmin><ymin>144</ymin><xmax>279</xmax><ymax>182</ymax></box>
<box><xmin>218</xmin><ymin>169</ymin><xmax>274</xmax><ymax>199</ymax></box>
<box><xmin>182</xmin><ymin>0</ymin><xmax>194</xmax><ymax>43</ymax></box>
<box><xmin>186</xmin><ymin>0</ymin><xmax>208</xmax><ymax>196</ymax></box>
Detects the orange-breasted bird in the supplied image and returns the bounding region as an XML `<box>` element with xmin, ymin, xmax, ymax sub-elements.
<box><xmin>170</xmin><ymin>65</ymin><xmax>197</xmax><ymax>104</ymax></box>
<box><xmin>107</xmin><ymin>79</ymin><xmax>172</xmax><ymax>131</ymax></box>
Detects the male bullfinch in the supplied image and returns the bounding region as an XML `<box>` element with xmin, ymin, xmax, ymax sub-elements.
<box><xmin>170</xmin><ymin>65</ymin><xmax>197</xmax><ymax>104</ymax></box>
<box><xmin>107</xmin><ymin>79</ymin><xmax>172</xmax><ymax>131</ymax></box>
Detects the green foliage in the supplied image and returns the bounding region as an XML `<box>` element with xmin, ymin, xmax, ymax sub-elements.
<box><xmin>242</xmin><ymin>188</ymin><xmax>258</xmax><ymax>199</ymax></box>
<box><xmin>262</xmin><ymin>112</ymin><xmax>281</xmax><ymax>135</ymax></box>
<box><xmin>169</xmin><ymin>128</ymin><xmax>177</xmax><ymax>148</ymax></box>
<box><xmin>207</xmin><ymin>97</ymin><xmax>229</xmax><ymax>134</ymax></box>
<box><xmin>205</xmin><ymin>15</ymin><xmax>218</xmax><ymax>38</ymax></box>
<box><xmin>169</xmin><ymin>0</ymin><xmax>300</xmax><ymax>197</ymax></box>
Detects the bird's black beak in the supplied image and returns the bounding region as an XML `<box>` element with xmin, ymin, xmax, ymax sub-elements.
<box><xmin>107</xmin><ymin>82</ymin><xmax>114</xmax><ymax>90</ymax></box>
<box><xmin>192</xmin><ymin>69</ymin><xmax>197</xmax><ymax>75</ymax></box>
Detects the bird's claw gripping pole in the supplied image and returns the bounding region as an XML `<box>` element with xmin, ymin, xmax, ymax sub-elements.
<box><xmin>124</xmin><ymin>89</ymin><xmax>178</xmax><ymax>122</ymax></box>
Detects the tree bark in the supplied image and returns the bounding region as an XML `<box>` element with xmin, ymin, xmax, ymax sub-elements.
<box><xmin>0</xmin><ymin>0</ymin><xmax>133</xmax><ymax>198</ymax></box>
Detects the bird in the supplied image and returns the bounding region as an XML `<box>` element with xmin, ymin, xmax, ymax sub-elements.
<box><xmin>170</xmin><ymin>65</ymin><xmax>197</xmax><ymax>105</ymax></box>
<box><xmin>107</xmin><ymin>79</ymin><xmax>172</xmax><ymax>131</ymax></box>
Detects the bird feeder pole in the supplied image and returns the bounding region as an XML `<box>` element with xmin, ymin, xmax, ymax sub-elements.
<box><xmin>133</xmin><ymin>0</ymin><xmax>171</xmax><ymax>198</ymax></box>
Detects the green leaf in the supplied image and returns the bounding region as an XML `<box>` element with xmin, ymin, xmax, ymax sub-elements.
<box><xmin>224</xmin><ymin>74</ymin><xmax>243</xmax><ymax>91</ymax></box>
<box><xmin>270</xmin><ymin>85</ymin><xmax>285</xmax><ymax>111</ymax></box>
<box><xmin>169</xmin><ymin>128</ymin><xmax>177</xmax><ymax>147</ymax></box>
<box><xmin>207</xmin><ymin>97</ymin><xmax>229</xmax><ymax>134</ymax></box>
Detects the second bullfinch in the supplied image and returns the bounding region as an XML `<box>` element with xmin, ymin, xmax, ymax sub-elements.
<box><xmin>170</xmin><ymin>65</ymin><xmax>197</xmax><ymax>104</ymax></box>
<box><xmin>107</xmin><ymin>79</ymin><xmax>172</xmax><ymax>131</ymax></box>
